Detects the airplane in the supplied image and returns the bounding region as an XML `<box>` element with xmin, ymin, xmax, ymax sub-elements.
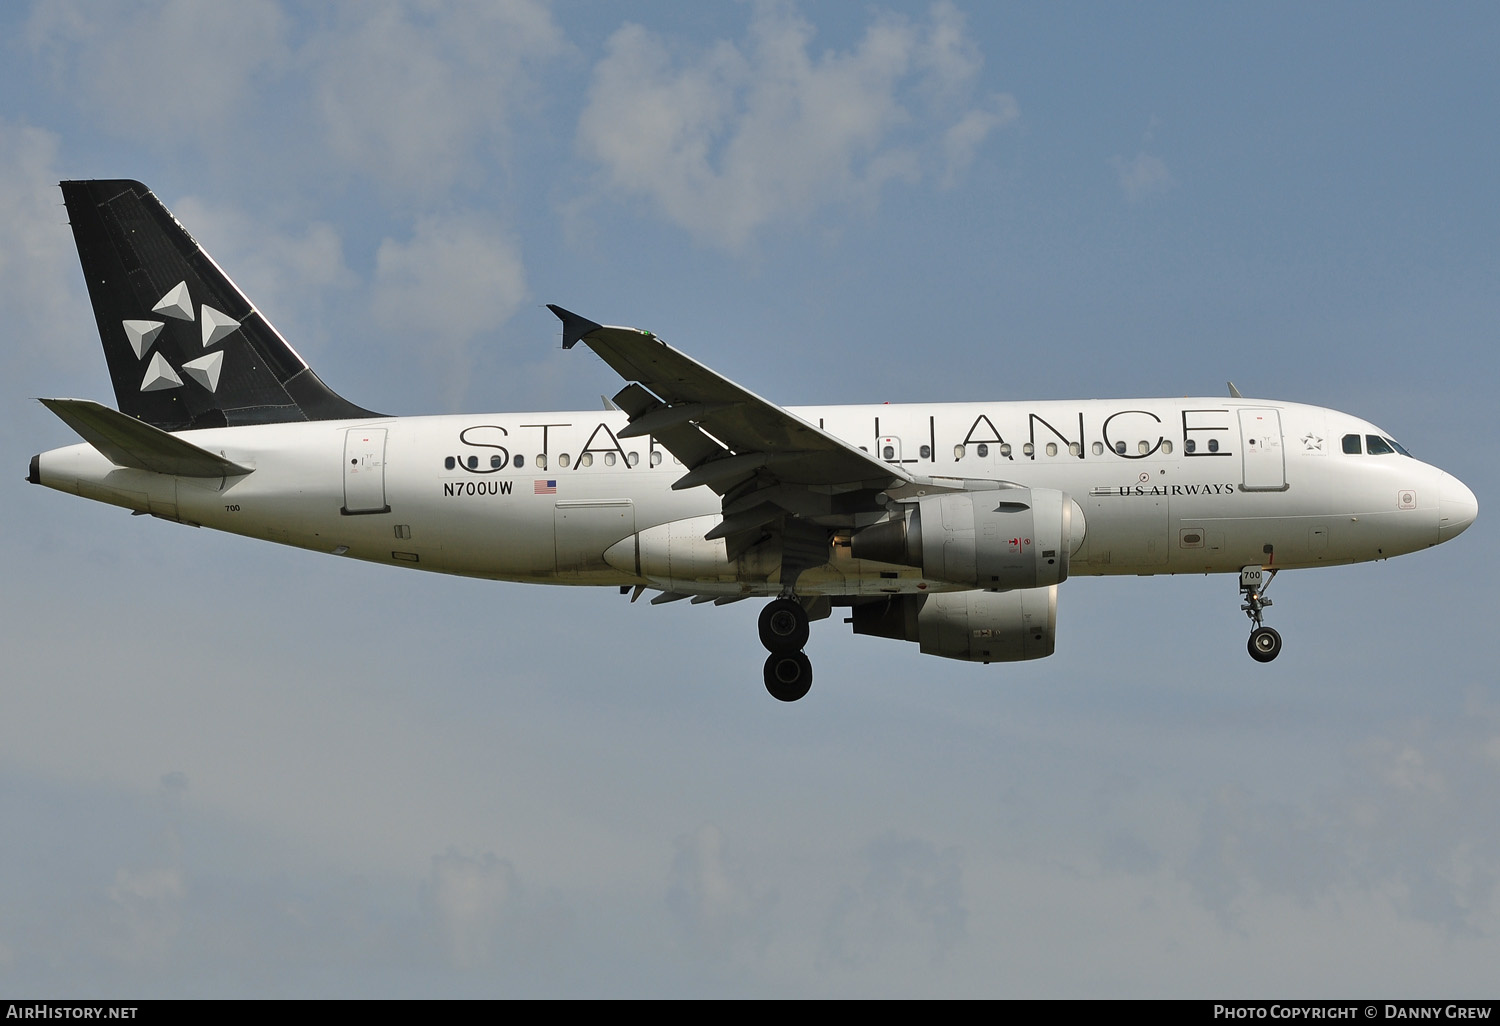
<box><xmin>29</xmin><ymin>180</ymin><xmax>1479</xmax><ymax>702</ymax></box>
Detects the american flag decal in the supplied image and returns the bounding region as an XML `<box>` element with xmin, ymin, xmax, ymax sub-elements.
<box><xmin>534</xmin><ymin>479</ymin><xmax>557</xmax><ymax>495</ymax></box>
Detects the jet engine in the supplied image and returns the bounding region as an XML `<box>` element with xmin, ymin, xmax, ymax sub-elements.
<box><xmin>850</xmin><ymin>488</ymin><xmax>1084</xmax><ymax>589</ymax></box>
<box><xmin>850</xmin><ymin>587</ymin><xmax>1057</xmax><ymax>662</ymax></box>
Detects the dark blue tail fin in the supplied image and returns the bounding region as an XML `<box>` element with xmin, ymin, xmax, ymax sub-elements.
<box><xmin>61</xmin><ymin>179</ymin><xmax>380</xmax><ymax>430</ymax></box>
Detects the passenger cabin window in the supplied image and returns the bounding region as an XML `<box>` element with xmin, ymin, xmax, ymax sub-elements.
<box><xmin>919</xmin><ymin>445</ymin><xmax>931</xmax><ymax>459</ymax></box>
<box><xmin>1000</xmin><ymin>443</ymin><xmax>1012</xmax><ymax>458</ymax></box>
<box><xmin>445</xmin><ymin>456</ymin><xmax>456</xmax><ymax>469</ymax></box>
<box><xmin>580</xmin><ymin>453</ymin><xmax>593</xmax><ymax>467</ymax></box>
<box><xmin>1046</xmin><ymin>443</ymin><xmax>1058</xmax><ymax>457</ymax></box>
<box><xmin>536</xmin><ymin>454</ymin><xmax>547</xmax><ymax>470</ymax></box>
<box><xmin>559</xmin><ymin>453</ymin><xmax>571</xmax><ymax>468</ymax></box>
<box><xmin>512</xmin><ymin>454</ymin><xmax>524</xmax><ymax>468</ymax></box>
<box><xmin>1366</xmin><ymin>435</ymin><xmax>1395</xmax><ymax>455</ymax></box>
<box><xmin>1114</xmin><ymin>441</ymin><xmax>1127</xmax><ymax>455</ymax></box>
<box><xmin>1185</xmin><ymin>439</ymin><xmax>1196</xmax><ymax>454</ymax></box>
<box><xmin>467</xmin><ymin>456</ymin><xmax>479</xmax><ymax>470</ymax></box>
<box><xmin>650</xmin><ymin>451</ymin><xmax>663</xmax><ymax>466</ymax></box>
<box><xmin>976</xmin><ymin>443</ymin><xmax>989</xmax><ymax>458</ymax></box>
<box><xmin>1207</xmin><ymin>439</ymin><xmax>1219</xmax><ymax>453</ymax></box>
<box><xmin>882</xmin><ymin>445</ymin><xmax>895</xmax><ymax>459</ymax></box>
<box><xmin>604</xmin><ymin>452</ymin><xmax>617</xmax><ymax>466</ymax></box>
<box><xmin>1342</xmin><ymin>434</ymin><xmax>1362</xmax><ymax>454</ymax></box>
<box><xmin>627</xmin><ymin>452</ymin><xmax>639</xmax><ymax>466</ymax></box>
<box><xmin>1093</xmin><ymin>441</ymin><xmax>1105</xmax><ymax>456</ymax></box>
<box><xmin>492</xmin><ymin>455</ymin><xmax>504</xmax><ymax>469</ymax></box>
<box><xmin>1161</xmin><ymin>440</ymin><xmax>1173</xmax><ymax>454</ymax></box>
<box><xmin>953</xmin><ymin>444</ymin><xmax>965</xmax><ymax>460</ymax></box>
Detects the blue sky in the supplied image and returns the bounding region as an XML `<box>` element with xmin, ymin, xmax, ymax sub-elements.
<box><xmin>2</xmin><ymin>0</ymin><xmax>1496</xmax><ymax>997</ymax></box>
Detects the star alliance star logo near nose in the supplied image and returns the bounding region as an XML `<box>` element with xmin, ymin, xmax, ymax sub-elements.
<box><xmin>122</xmin><ymin>280</ymin><xmax>238</xmax><ymax>394</ymax></box>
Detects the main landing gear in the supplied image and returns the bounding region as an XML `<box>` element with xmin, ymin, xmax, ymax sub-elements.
<box><xmin>759</xmin><ymin>598</ymin><xmax>812</xmax><ymax>702</ymax></box>
<box><xmin>1239</xmin><ymin>565</ymin><xmax>1282</xmax><ymax>663</ymax></box>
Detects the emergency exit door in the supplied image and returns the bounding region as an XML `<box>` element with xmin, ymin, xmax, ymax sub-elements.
<box><xmin>342</xmin><ymin>428</ymin><xmax>390</xmax><ymax>514</ymax></box>
<box><xmin>1238</xmin><ymin>408</ymin><xmax>1286</xmax><ymax>491</ymax></box>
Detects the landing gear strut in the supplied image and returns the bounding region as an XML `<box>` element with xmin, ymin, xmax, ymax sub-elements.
<box><xmin>1240</xmin><ymin>565</ymin><xmax>1282</xmax><ymax>663</ymax></box>
<box><xmin>759</xmin><ymin>598</ymin><xmax>812</xmax><ymax>701</ymax></box>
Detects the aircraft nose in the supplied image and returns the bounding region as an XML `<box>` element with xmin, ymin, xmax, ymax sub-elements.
<box><xmin>1438</xmin><ymin>472</ymin><xmax>1478</xmax><ymax>542</ymax></box>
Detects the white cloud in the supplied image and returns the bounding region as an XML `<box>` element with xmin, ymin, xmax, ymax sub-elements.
<box><xmin>169</xmin><ymin>195</ymin><xmax>357</xmax><ymax>357</ymax></box>
<box><xmin>424</xmin><ymin>850</ymin><xmax>519</xmax><ymax>969</ymax></box>
<box><xmin>665</xmin><ymin>825</ymin><xmax>774</xmax><ymax>958</ymax></box>
<box><xmin>308</xmin><ymin>0</ymin><xmax>567</xmax><ymax>194</ymax></box>
<box><xmin>576</xmin><ymin>1</ymin><xmax>1017</xmax><ymax>249</ymax></box>
<box><xmin>420</xmin><ymin>848</ymin><xmax>577</xmax><ymax>975</ymax></box>
<box><xmin>943</xmin><ymin>95</ymin><xmax>1019</xmax><ymax>187</ymax></box>
<box><xmin>372</xmin><ymin>215</ymin><xmax>528</xmax><ymax>408</ymax></box>
<box><xmin>26</xmin><ymin>0</ymin><xmax>288</xmax><ymax>139</ymax></box>
<box><xmin>106</xmin><ymin>865</ymin><xmax>188</xmax><ymax>966</ymax></box>
<box><xmin>0</xmin><ymin>119</ymin><xmax>98</xmax><ymax>383</ymax></box>
<box><xmin>915</xmin><ymin>0</ymin><xmax>985</xmax><ymax>95</ymax></box>
<box><xmin>25</xmin><ymin>0</ymin><xmax>566</xmax><ymax>198</ymax></box>
<box><xmin>1485</xmin><ymin>735</ymin><xmax>1500</xmax><ymax>765</ymax></box>
<box><xmin>818</xmin><ymin>832</ymin><xmax>966</xmax><ymax>970</ymax></box>
<box><xmin>1169</xmin><ymin>718</ymin><xmax>1500</xmax><ymax>937</ymax></box>
<box><xmin>1111</xmin><ymin>150</ymin><xmax>1176</xmax><ymax>203</ymax></box>
<box><xmin>1385</xmin><ymin>743</ymin><xmax>1445</xmax><ymax>795</ymax></box>
<box><xmin>1111</xmin><ymin>117</ymin><xmax>1176</xmax><ymax>202</ymax></box>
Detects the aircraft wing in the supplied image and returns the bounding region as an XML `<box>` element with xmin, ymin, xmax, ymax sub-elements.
<box><xmin>550</xmin><ymin>305</ymin><xmax>912</xmax><ymax>570</ymax></box>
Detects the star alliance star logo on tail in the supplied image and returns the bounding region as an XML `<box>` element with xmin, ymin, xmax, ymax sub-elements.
<box><xmin>123</xmin><ymin>280</ymin><xmax>238</xmax><ymax>394</ymax></box>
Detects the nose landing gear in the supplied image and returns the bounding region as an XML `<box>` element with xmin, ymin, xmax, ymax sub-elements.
<box><xmin>1240</xmin><ymin>565</ymin><xmax>1282</xmax><ymax>662</ymax></box>
<box><xmin>759</xmin><ymin>598</ymin><xmax>813</xmax><ymax>701</ymax></box>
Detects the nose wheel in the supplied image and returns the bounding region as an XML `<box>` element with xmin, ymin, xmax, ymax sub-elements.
<box><xmin>1248</xmin><ymin>626</ymin><xmax>1282</xmax><ymax>662</ymax></box>
<box><xmin>759</xmin><ymin>598</ymin><xmax>812</xmax><ymax>701</ymax></box>
<box><xmin>1240</xmin><ymin>565</ymin><xmax>1282</xmax><ymax>662</ymax></box>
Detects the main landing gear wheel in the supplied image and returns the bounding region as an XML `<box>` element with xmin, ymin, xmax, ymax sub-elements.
<box><xmin>1239</xmin><ymin>565</ymin><xmax>1283</xmax><ymax>663</ymax></box>
<box><xmin>759</xmin><ymin>598</ymin><xmax>813</xmax><ymax>701</ymax></box>
<box><xmin>758</xmin><ymin>598</ymin><xmax>810</xmax><ymax>652</ymax></box>
<box><xmin>764</xmin><ymin>650</ymin><xmax>813</xmax><ymax>702</ymax></box>
<box><xmin>1248</xmin><ymin>626</ymin><xmax>1282</xmax><ymax>663</ymax></box>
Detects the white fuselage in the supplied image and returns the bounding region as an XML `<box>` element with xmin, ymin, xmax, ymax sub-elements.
<box><xmin>34</xmin><ymin>397</ymin><xmax>1468</xmax><ymax>597</ymax></box>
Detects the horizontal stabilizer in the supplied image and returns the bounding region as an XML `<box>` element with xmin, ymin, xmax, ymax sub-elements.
<box><xmin>39</xmin><ymin>398</ymin><xmax>252</xmax><ymax>478</ymax></box>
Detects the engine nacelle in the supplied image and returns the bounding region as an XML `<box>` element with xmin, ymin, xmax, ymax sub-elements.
<box><xmin>851</xmin><ymin>587</ymin><xmax>1058</xmax><ymax>662</ymax></box>
<box><xmin>851</xmin><ymin>488</ymin><xmax>1083</xmax><ymax>589</ymax></box>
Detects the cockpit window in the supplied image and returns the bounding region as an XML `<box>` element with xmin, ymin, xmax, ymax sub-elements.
<box><xmin>1366</xmin><ymin>435</ymin><xmax>1395</xmax><ymax>456</ymax></box>
<box><xmin>1342</xmin><ymin>434</ymin><xmax>1362</xmax><ymax>455</ymax></box>
<box><xmin>1384</xmin><ymin>436</ymin><xmax>1413</xmax><ymax>457</ymax></box>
